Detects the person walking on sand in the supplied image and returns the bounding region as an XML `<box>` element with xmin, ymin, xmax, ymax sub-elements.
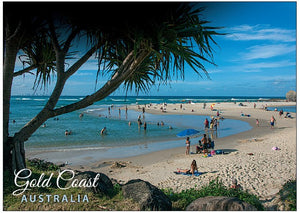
<box><xmin>256</xmin><ymin>119</ymin><xmax>259</xmax><ymax>127</ymax></box>
<box><xmin>270</xmin><ymin>116</ymin><xmax>276</xmax><ymax>129</ymax></box>
<box><xmin>185</xmin><ymin>137</ymin><xmax>191</xmax><ymax>155</ymax></box>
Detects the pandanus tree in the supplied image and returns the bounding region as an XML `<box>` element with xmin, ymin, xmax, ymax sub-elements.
<box><xmin>3</xmin><ymin>2</ymin><xmax>223</xmax><ymax>172</ymax></box>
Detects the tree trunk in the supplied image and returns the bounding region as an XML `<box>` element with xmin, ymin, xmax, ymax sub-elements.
<box><xmin>3</xmin><ymin>38</ymin><xmax>21</xmax><ymax>173</ymax></box>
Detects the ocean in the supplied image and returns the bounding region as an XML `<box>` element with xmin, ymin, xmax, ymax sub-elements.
<box><xmin>9</xmin><ymin>95</ymin><xmax>292</xmax><ymax>153</ymax></box>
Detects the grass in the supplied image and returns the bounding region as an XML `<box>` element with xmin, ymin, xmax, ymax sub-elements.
<box><xmin>162</xmin><ymin>178</ymin><xmax>264</xmax><ymax>210</ymax></box>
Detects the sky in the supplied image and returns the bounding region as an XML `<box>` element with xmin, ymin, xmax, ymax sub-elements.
<box><xmin>11</xmin><ymin>1</ymin><xmax>297</xmax><ymax>97</ymax></box>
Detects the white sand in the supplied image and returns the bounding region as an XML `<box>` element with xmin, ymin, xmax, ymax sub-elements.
<box><xmin>29</xmin><ymin>101</ymin><xmax>297</xmax><ymax>201</ymax></box>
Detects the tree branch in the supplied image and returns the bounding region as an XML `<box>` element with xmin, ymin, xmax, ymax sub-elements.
<box><xmin>63</xmin><ymin>28</ymin><xmax>80</xmax><ymax>54</ymax></box>
<box><xmin>52</xmin><ymin>49</ymin><xmax>150</xmax><ymax>117</ymax></box>
<box><xmin>13</xmin><ymin>64</ymin><xmax>37</xmax><ymax>77</ymax></box>
<box><xmin>47</xmin><ymin>19</ymin><xmax>61</xmax><ymax>52</ymax></box>
<box><xmin>65</xmin><ymin>44</ymin><xmax>99</xmax><ymax>78</ymax></box>
<box><xmin>6</xmin><ymin>20</ymin><xmax>23</xmax><ymax>42</ymax></box>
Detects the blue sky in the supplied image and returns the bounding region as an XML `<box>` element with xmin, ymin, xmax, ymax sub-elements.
<box><xmin>11</xmin><ymin>2</ymin><xmax>296</xmax><ymax>97</ymax></box>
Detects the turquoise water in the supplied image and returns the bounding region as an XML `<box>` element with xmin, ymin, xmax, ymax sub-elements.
<box><xmin>8</xmin><ymin>96</ymin><xmax>271</xmax><ymax>152</ymax></box>
<box><xmin>267</xmin><ymin>106</ymin><xmax>296</xmax><ymax>113</ymax></box>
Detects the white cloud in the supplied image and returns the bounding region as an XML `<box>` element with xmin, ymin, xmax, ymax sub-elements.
<box><xmin>226</xmin><ymin>25</ymin><xmax>296</xmax><ymax>42</ymax></box>
<box><xmin>242</xmin><ymin>44</ymin><xmax>295</xmax><ymax>60</ymax></box>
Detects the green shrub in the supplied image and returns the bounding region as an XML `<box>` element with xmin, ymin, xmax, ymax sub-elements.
<box><xmin>163</xmin><ymin>178</ymin><xmax>264</xmax><ymax>210</ymax></box>
<box><xmin>279</xmin><ymin>179</ymin><xmax>296</xmax><ymax>211</ymax></box>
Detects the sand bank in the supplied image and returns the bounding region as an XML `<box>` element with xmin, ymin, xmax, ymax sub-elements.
<box><xmin>27</xmin><ymin>101</ymin><xmax>296</xmax><ymax>200</ymax></box>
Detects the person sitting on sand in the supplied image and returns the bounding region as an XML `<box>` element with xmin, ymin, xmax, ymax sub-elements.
<box><xmin>230</xmin><ymin>178</ymin><xmax>242</xmax><ymax>190</ymax></box>
<box><xmin>196</xmin><ymin>140</ymin><xmax>203</xmax><ymax>154</ymax></box>
<box><xmin>100</xmin><ymin>127</ymin><xmax>107</xmax><ymax>135</ymax></box>
<box><xmin>285</xmin><ymin>112</ymin><xmax>292</xmax><ymax>118</ymax></box>
<box><xmin>207</xmin><ymin>137</ymin><xmax>215</xmax><ymax>149</ymax></box>
<box><xmin>177</xmin><ymin>160</ymin><xmax>198</xmax><ymax>175</ymax></box>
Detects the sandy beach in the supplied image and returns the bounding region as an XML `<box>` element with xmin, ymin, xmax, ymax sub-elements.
<box><xmin>27</xmin><ymin>101</ymin><xmax>296</xmax><ymax>202</ymax></box>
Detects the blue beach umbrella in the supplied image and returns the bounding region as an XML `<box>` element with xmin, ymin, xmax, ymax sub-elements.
<box><xmin>176</xmin><ymin>129</ymin><xmax>200</xmax><ymax>137</ymax></box>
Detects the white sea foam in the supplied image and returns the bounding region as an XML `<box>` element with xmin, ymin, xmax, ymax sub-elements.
<box><xmin>33</xmin><ymin>99</ymin><xmax>46</xmax><ymax>101</ymax></box>
<box><xmin>59</xmin><ymin>98</ymin><xmax>79</xmax><ymax>101</ymax></box>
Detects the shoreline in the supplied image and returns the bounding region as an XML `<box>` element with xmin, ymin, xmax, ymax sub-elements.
<box><xmin>26</xmin><ymin>101</ymin><xmax>296</xmax><ymax>200</ymax></box>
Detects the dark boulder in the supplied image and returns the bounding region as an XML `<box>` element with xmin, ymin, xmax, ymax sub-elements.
<box><xmin>66</xmin><ymin>171</ymin><xmax>113</xmax><ymax>196</ymax></box>
<box><xmin>122</xmin><ymin>179</ymin><xmax>172</xmax><ymax>211</ymax></box>
<box><xmin>186</xmin><ymin>196</ymin><xmax>257</xmax><ymax>211</ymax></box>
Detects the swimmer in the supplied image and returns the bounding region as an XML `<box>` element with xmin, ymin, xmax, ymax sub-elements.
<box><xmin>65</xmin><ymin>130</ymin><xmax>72</xmax><ymax>136</ymax></box>
<box><xmin>100</xmin><ymin>127</ymin><xmax>107</xmax><ymax>135</ymax></box>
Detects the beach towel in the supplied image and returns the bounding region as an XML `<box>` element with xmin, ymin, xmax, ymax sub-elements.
<box><xmin>174</xmin><ymin>171</ymin><xmax>202</xmax><ymax>177</ymax></box>
<box><xmin>216</xmin><ymin>150</ymin><xmax>223</xmax><ymax>154</ymax></box>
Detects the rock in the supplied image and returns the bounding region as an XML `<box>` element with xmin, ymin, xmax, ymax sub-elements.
<box><xmin>66</xmin><ymin>171</ymin><xmax>113</xmax><ymax>196</ymax></box>
<box><xmin>122</xmin><ymin>179</ymin><xmax>172</xmax><ymax>211</ymax></box>
<box><xmin>111</xmin><ymin>161</ymin><xmax>126</xmax><ymax>168</ymax></box>
<box><xmin>186</xmin><ymin>196</ymin><xmax>257</xmax><ymax>211</ymax></box>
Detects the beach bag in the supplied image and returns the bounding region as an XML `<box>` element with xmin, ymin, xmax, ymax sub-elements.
<box><xmin>211</xmin><ymin>150</ymin><xmax>216</xmax><ymax>155</ymax></box>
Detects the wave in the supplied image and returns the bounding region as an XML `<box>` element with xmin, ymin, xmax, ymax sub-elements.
<box><xmin>33</xmin><ymin>98</ymin><xmax>46</xmax><ymax>101</ymax></box>
<box><xmin>136</xmin><ymin>98</ymin><xmax>164</xmax><ymax>101</ymax></box>
<box><xmin>85</xmin><ymin>108</ymin><xmax>104</xmax><ymax>113</ymax></box>
<box><xmin>111</xmin><ymin>99</ymin><xmax>127</xmax><ymax>102</ymax></box>
<box><xmin>59</xmin><ymin>98</ymin><xmax>80</xmax><ymax>101</ymax></box>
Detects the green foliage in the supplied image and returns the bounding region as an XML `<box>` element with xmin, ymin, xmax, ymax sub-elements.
<box><xmin>163</xmin><ymin>178</ymin><xmax>264</xmax><ymax>210</ymax></box>
<box><xmin>27</xmin><ymin>158</ymin><xmax>60</xmax><ymax>171</ymax></box>
<box><xmin>279</xmin><ymin>179</ymin><xmax>296</xmax><ymax>211</ymax></box>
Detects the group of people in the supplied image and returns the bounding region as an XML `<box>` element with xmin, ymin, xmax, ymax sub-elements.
<box><xmin>185</xmin><ymin>134</ymin><xmax>215</xmax><ymax>155</ymax></box>
<box><xmin>196</xmin><ymin>134</ymin><xmax>215</xmax><ymax>154</ymax></box>
<box><xmin>204</xmin><ymin>117</ymin><xmax>219</xmax><ymax>130</ymax></box>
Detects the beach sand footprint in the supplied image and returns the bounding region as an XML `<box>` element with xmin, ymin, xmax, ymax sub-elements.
<box><xmin>239</xmin><ymin>138</ymin><xmax>264</xmax><ymax>143</ymax></box>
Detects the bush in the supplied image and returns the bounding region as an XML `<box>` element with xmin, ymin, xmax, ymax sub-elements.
<box><xmin>279</xmin><ymin>179</ymin><xmax>296</xmax><ymax>211</ymax></box>
<box><xmin>163</xmin><ymin>178</ymin><xmax>264</xmax><ymax>210</ymax></box>
<box><xmin>27</xmin><ymin>158</ymin><xmax>60</xmax><ymax>171</ymax></box>
<box><xmin>286</xmin><ymin>90</ymin><xmax>296</xmax><ymax>102</ymax></box>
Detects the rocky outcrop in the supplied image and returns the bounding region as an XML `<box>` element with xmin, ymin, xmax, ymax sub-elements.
<box><xmin>66</xmin><ymin>171</ymin><xmax>113</xmax><ymax>196</ymax></box>
<box><xmin>186</xmin><ymin>196</ymin><xmax>257</xmax><ymax>211</ymax></box>
<box><xmin>122</xmin><ymin>179</ymin><xmax>172</xmax><ymax>211</ymax></box>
